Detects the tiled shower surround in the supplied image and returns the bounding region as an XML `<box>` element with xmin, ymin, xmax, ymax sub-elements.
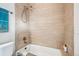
<box><xmin>15</xmin><ymin>3</ymin><xmax>74</xmax><ymax>56</ymax></box>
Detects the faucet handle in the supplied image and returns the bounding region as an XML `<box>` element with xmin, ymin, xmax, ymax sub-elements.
<box><xmin>23</xmin><ymin>37</ymin><xmax>27</xmax><ymax>43</ymax></box>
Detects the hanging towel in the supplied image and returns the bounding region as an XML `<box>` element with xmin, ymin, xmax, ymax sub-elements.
<box><xmin>0</xmin><ymin>8</ymin><xmax>9</xmax><ymax>32</ymax></box>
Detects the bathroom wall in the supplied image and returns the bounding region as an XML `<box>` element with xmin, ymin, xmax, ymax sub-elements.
<box><xmin>74</xmin><ymin>3</ymin><xmax>79</xmax><ymax>56</ymax></box>
<box><xmin>63</xmin><ymin>4</ymin><xmax>74</xmax><ymax>56</ymax></box>
<box><xmin>15</xmin><ymin>3</ymin><xmax>65</xmax><ymax>50</ymax></box>
<box><xmin>30</xmin><ymin>3</ymin><xmax>64</xmax><ymax>49</ymax></box>
<box><xmin>0</xmin><ymin>3</ymin><xmax>15</xmax><ymax>44</ymax></box>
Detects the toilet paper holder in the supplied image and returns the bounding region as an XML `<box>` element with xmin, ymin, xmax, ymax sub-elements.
<box><xmin>63</xmin><ymin>44</ymin><xmax>68</xmax><ymax>53</ymax></box>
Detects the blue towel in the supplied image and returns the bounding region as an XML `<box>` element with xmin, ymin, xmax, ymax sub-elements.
<box><xmin>0</xmin><ymin>8</ymin><xmax>9</xmax><ymax>32</ymax></box>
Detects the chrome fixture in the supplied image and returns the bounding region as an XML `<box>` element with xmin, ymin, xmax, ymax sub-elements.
<box><xmin>23</xmin><ymin>37</ymin><xmax>27</xmax><ymax>43</ymax></box>
<box><xmin>21</xmin><ymin>4</ymin><xmax>32</xmax><ymax>23</ymax></box>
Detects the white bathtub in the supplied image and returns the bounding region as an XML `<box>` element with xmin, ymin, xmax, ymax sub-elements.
<box><xmin>0</xmin><ymin>42</ymin><xmax>14</xmax><ymax>56</ymax></box>
<box><xmin>16</xmin><ymin>44</ymin><xmax>62</xmax><ymax>56</ymax></box>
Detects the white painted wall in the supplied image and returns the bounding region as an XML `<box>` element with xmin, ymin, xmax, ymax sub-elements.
<box><xmin>0</xmin><ymin>3</ymin><xmax>15</xmax><ymax>44</ymax></box>
<box><xmin>0</xmin><ymin>4</ymin><xmax>15</xmax><ymax>54</ymax></box>
<box><xmin>74</xmin><ymin>3</ymin><xmax>79</xmax><ymax>56</ymax></box>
